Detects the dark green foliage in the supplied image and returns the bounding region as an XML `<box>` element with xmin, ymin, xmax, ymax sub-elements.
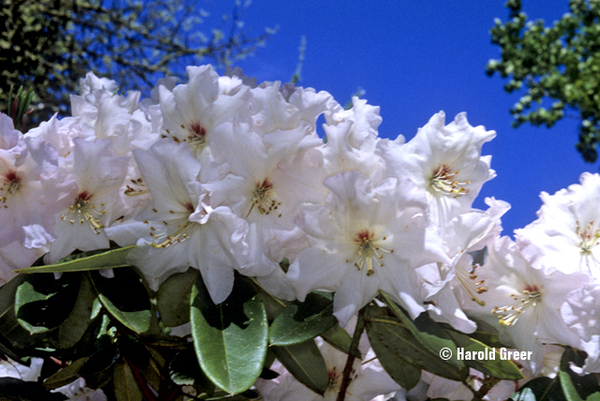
<box><xmin>487</xmin><ymin>0</ymin><xmax>600</xmax><ymax>162</ymax></box>
<box><xmin>2</xmin><ymin>247</ymin><xmax>595</xmax><ymax>400</ymax></box>
<box><xmin>1</xmin><ymin>0</ymin><xmax>274</xmax><ymax>124</ymax></box>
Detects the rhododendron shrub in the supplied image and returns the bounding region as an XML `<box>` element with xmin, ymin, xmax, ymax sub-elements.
<box><xmin>0</xmin><ymin>66</ymin><xmax>598</xmax><ymax>401</ymax></box>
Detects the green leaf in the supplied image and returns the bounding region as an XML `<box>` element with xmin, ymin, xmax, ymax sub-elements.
<box><xmin>364</xmin><ymin>305</ymin><xmax>468</xmax><ymax>381</ymax></box>
<box><xmin>169</xmin><ymin>349</ymin><xmax>213</xmax><ymax>391</ymax></box>
<box><xmin>511</xmin><ymin>387</ymin><xmax>538</xmax><ymax>401</ymax></box>
<box><xmin>561</xmin><ymin>371</ymin><xmax>584</xmax><ymax>401</ymax></box>
<box><xmin>51</xmin><ymin>272</ymin><xmax>97</xmax><ymax>349</ymax></box>
<box><xmin>43</xmin><ymin>357</ymin><xmax>88</xmax><ymax>390</ymax></box>
<box><xmin>79</xmin><ymin>343</ymin><xmax>120</xmax><ymax>378</ymax></box>
<box><xmin>270</xmin><ymin>340</ymin><xmax>328</xmax><ymax>396</ymax></box>
<box><xmin>586</xmin><ymin>393</ymin><xmax>600</xmax><ymax>401</ymax></box>
<box><xmin>113</xmin><ymin>360</ymin><xmax>143</xmax><ymax>401</ymax></box>
<box><xmin>15</xmin><ymin>246</ymin><xmax>136</xmax><ymax>274</ymax></box>
<box><xmin>15</xmin><ymin>272</ymin><xmax>80</xmax><ymax>334</ymax></box>
<box><xmin>156</xmin><ymin>268</ymin><xmax>198</xmax><ymax>327</ymax></box>
<box><xmin>320</xmin><ymin>323</ymin><xmax>360</xmax><ymax>358</ymax></box>
<box><xmin>468</xmin><ymin>322</ymin><xmax>509</xmax><ymax>349</ymax></box>
<box><xmin>367</xmin><ymin>323</ymin><xmax>421</xmax><ymax>389</ymax></box>
<box><xmin>444</xmin><ymin>328</ymin><xmax>523</xmax><ymax>380</ymax></box>
<box><xmin>0</xmin><ymin>275</ymin><xmax>32</xmax><ymax>360</ymax></box>
<box><xmin>0</xmin><ymin>378</ymin><xmax>66</xmax><ymax>401</ymax></box>
<box><xmin>190</xmin><ymin>275</ymin><xmax>268</xmax><ymax>394</ymax></box>
<box><xmin>510</xmin><ymin>376</ymin><xmax>564</xmax><ymax>401</ymax></box>
<box><xmin>269</xmin><ymin>292</ymin><xmax>337</xmax><ymax>346</ymax></box>
<box><xmin>90</xmin><ymin>269</ymin><xmax>152</xmax><ymax>334</ymax></box>
<box><xmin>558</xmin><ymin>348</ymin><xmax>600</xmax><ymax>401</ymax></box>
<box><xmin>378</xmin><ymin>293</ymin><xmax>468</xmax><ymax>369</ymax></box>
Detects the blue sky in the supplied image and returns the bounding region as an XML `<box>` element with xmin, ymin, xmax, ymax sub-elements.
<box><xmin>199</xmin><ymin>0</ymin><xmax>597</xmax><ymax>237</ymax></box>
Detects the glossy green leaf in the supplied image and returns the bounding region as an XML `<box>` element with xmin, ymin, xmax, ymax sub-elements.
<box><xmin>511</xmin><ymin>387</ymin><xmax>537</xmax><ymax>401</ymax></box>
<box><xmin>320</xmin><ymin>324</ymin><xmax>359</xmax><ymax>358</ymax></box>
<box><xmin>366</xmin><ymin>324</ymin><xmax>421</xmax><ymax>390</ymax></box>
<box><xmin>561</xmin><ymin>371</ymin><xmax>584</xmax><ymax>401</ymax></box>
<box><xmin>156</xmin><ymin>268</ymin><xmax>198</xmax><ymax>327</ymax></box>
<box><xmin>558</xmin><ymin>348</ymin><xmax>600</xmax><ymax>401</ymax></box>
<box><xmin>467</xmin><ymin>319</ymin><xmax>508</xmax><ymax>348</ymax></box>
<box><xmin>79</xmin><ymin>343</ymin><xmax>120</xmax><ymax>377</ymax></box>
<box><xmin>43</xmin><ymin>357</ymin><xmax>88</xmax><ymax>390</ymax></box>
<box><xmin>445</xmin><ymin>328</ymin><xmax>523</xmax><ymax>380</ymax></box>
<box><xmin>90</xmin><ymin>269</ymin><xmax>151</xmax><ymax>334</ymax></box>
<box><xmin>15</xmin><ymin>272</ymin><xmax>80</xmax><ymax>334</ymax></box>
<box><xmin>16</xmin><ymin>246</ymin><xmax>136</xmax><ymax>274</ymax></box>
<box><xmin>190</xmin><ymin>276</ymin><xmax>268</xmax><ymax>394</ymax></box>
<box><xmin>52</xmin><ymin>272</ymin><xmax>97</xmax><ymax>349</ymax></box>
<box><xmin>364</xmin><ymin>305</ymin><xmax>468</xmax><ymax>381</ymax></box>
<box><xmin>0</xmin><ymin>275</ymin><xmax>32</xmax><ymax>361</ymax></box>
<box><xmin>0</xmin><ymin>378</ymin><xmax>66</xmax><ymax>401</ymax></box>
<box><xmin>269</xmin><ymin>292</ymin><xmax>337</xmax><ymax>346</ymax></box>
<box><xmin>510</xmin><ymin>377</ymin><xmax>564</xmax><ymax>401</ymax></box>
<box><xmin>169</xmin><ymin>349</ymin><xmax>213</xmax><ymax>390</ymax></box>
<box><xmin>114</xmin><ymin>360</ymin><xmax>143</xmax><ymax>401</ymax></box>
<box><xmin>380</xmin><ymin>292</ymin><xmax>465</xmax><ymax>368</ymax></box>
<box><xmin>586</xmin><ymin>393</ymin><xmax>600</xmax><ymax>401</ymax></box>
<box><xmin>270</xmin><ymin>340</ymin><xmax>328</xmax><ymax>395</ymax></box>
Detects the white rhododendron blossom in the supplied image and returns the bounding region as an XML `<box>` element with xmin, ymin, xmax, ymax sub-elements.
<box><xmin>378</xmin><ymin>111</ymin><xmax>496</xmax><ymax>225</ymax></box>
<box><xmin>0</xmin><ymin>136</ymin><xmax>75</xmax><ymax>249</ymax></box>
<box><xmin>288</xmin><ymin>171</ymin><xmax>450</xmax><ymax>325</ymax></box>
<box><xmin>466</xmin><ymin>236</ymin><xmax>591</xmax><ymax>373</ymax></box>
<box><xmin>45</xmin><ymin>138</ymin><xmax>128</xmax><ymax>263</ymax></box>
<box><xmin>517</xmin><ymin>172</ymin><xmax>600</xmax><ymax>278</ymax></box>
<box><xmin>3</xmin><ymin>63</ymin><xmax>600</xmax><ymax>401</ymax></box>
<box><xmin>112</xmin><ymin>140</ymin><xmax>251</xmax><ymax>304</ymax></box>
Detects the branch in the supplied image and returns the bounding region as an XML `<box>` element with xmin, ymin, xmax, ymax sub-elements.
<box><xmin>336</xmin><ymin>311</ymin><xmax>365</xmax><ymax>401</ymax></box>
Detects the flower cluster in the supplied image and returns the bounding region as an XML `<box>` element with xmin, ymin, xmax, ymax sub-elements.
<box><xmin>1</xmin><ymin>65</ymin><xmax>599</xmax><ymax>400</ymax></box>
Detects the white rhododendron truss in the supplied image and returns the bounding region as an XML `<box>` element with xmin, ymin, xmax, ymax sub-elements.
<box><xmin>0</xmin><ymin>65</ymin><xmax>598</xmax><ymax>401</ymax></box>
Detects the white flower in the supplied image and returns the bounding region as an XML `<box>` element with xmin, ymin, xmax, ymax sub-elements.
<box><xmin>0</xmin><ymin>136</ymin><xmax>75</xmax><ymax>248</ymax></box>
<box><xmin>53</xmin><ymin>377</ymin><xmax>107</xmax><ymax>401</ymax></box>
<box><xmin>120</xmin><ymin>140</ymin><xmax>249</xmax><ymax>304</ymax></box>
<box><xmin>0</xmin><ymin>112</ymin><xmax>21</xmax><ymax>150</ymax></box>
<box><xmin>288</xmin><ymin>171</ymin><xmax>449</xmax><ymax>325</ymax></box>
<box><xmin>418</xmin><ymin>198</ymin><xmax>510</xmax><ymax>332</ymax></box>
<box><xmin>45</xmin><ymin>138</ymin><xmax>129</xmax><ymax>263</ymax></box>
<box><xmin>27</xmin><ymin>115</ymin><xmax>93</xmax><ymax>159</ymax></box>
<box><xmin>0</xmin><ymin>240</ymin><xmax>42</xmax><ymax>284</ymax></box>
<box><xmin>466</xmin><ymin>236</ymin><xmax>589</xmax><ymax>373</ymax></box>
<box><xmin>516</xmin><ymin>172</ymin><xmax>600</xmax><ymax>278</ymax></box>
<box><xmin>378</xmin><ymin>112</ymin><xmax>496</xmax><ymax>225</ymax></box>
<box><xmin>0</xmin><ymin>357</ymin><xmax>43</xmax><ymax>382</ymax></box>
<box><xmin>560</xmin><ymin>283</ymin><xmax>600</xmax><ymax>342</ymax></box>
<box><xmin>318</xmin><ymin>97</ymin><xmax>385</xmax><ymax>181</ymax></box>
<box><xmin>158</xmin><ymin>65</ymin><xmax>252</xmax><ymax>161</ymax></box>
<box><xmin>203</xmin><ymin>120</ymin><xmax>327</xmax><ymax>298</ymax></box>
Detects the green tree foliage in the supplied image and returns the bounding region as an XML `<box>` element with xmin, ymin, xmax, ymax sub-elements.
<box><xmin>487</xmin><ymin>0</ymin><xmax>600</xmax><ymax>163</ymax></box>
<box><xmin>1</xmin><ymin>0</ymin><xmax>274</xmax><ymax>124</ymax></box>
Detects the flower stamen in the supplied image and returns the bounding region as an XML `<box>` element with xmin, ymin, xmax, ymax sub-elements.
<box><xmin>576</xmin><ymin>220</ymin><xmax>600</xmax><ymax>255</ymax></box>
<box><xmin>455</xmin><ymin>263</ymin><xmax>488</xmax><ymax>306</ymax></box>
<box><xmin>430</xmin><ymin>164</ymin><xmax>471</xmax><ymax>197</ymax></box>
<box><xmin>0</xmin><ymin>171</ymin><xmax>21</xmax><ymax>203</ymax></box>
<box><xmin>175</xmin><ymin>121</ymin><xmax>208</xmax><ymax>151</ymax></box>
<box><xmin>492</xmin><ymin>285</ymin><xmax>542</xmax><ymax>326</ymax></box>
<box><xmin>147</xmin><ymin>202</ymin><xmax>197</xmax><ymax>248</ymax></box>
<box><xmin>246</xmin><ymin>178</ymin><xmax>282</xmax><ymax>218</ymax></box>
<box><xmin>346</xmin><ymin>230</ymin><xmax>393</xmax><ymax>276</ymax></box>
<box><xmin>124</xmin><ymin>177</ymin><xmax>150</xmax><ymax>197</ymax></box>
<box><xmin>61</xmin><ymin>191</ymin><xmax>106</xmax><ymax>234</ymax></box>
